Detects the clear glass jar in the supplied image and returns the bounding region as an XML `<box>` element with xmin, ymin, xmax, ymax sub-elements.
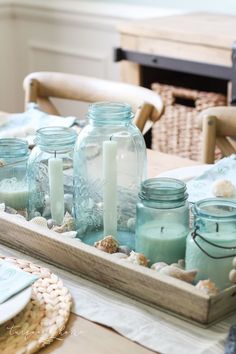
<box><xmin>185</xmin><ymin>198</ymin><xmax>236</xmax><ymax>290</ymax></box>
<box><xmin>28</xmin><ymin>127</ymin><xmax>77</xmax><ymax>223</ymax></box>
<box><xmin>73</xmin><ymin>102</ymin><xmax>147</xmax><ymax>249</ymax></box>
<box><xmin>0</xmin><ymin>138</ymin><xmax>30</xmax><ymax>210</ymax></box>
<box><xmin>135</xmin><ymin>178</ymin><xmax>189</xmax><ymax>265</ymax></box>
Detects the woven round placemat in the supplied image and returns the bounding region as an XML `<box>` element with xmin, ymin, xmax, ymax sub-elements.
<box><xmin>0</xmin><ymin>256</ymin><xmax>72</xmax><ymax>354</ymax></box>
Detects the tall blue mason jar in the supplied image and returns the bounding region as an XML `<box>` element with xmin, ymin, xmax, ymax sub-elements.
<box><xmin>27</xmin><ymin>127</ymin><xmax>77</xmax><ymax>223</ymax></box>
<box><xmin>73</xmin><ymin>102</ymin><xmax>147</xmax><ymax>249</ymax></box>
<box><xmin>0</xmin><ymin>138</ymin><xmax>30</xmax><ymax>210</ymax></box>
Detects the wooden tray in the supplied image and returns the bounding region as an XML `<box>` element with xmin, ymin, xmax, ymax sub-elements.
<box><xmin>1</xmin><ymin>211</ymin><xmax>236</xmax><ymax>326</ymax></box>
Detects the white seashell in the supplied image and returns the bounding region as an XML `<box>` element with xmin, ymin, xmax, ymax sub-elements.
<box><xmin>195</xmin><ymin>279</ymin><xmax>220</xmax><ymax>296</ymax></box>
<box><xmin>94</xmin><ymin>235</ymin><xmax>118</xmax><ymax>254</ymax></box>
<box><xmin>111</xmin><ymin>252</ymin><xmax>128</xmax><ymax>259</ymax></box>
<box><xmin>0</xmin><ymin>203</ymin><xmax>5</xmax><ymax>212</ymax></box>
<box><xmin>29</xmin><ymin>216</ymin><xmax>48</xmax><ymax>228</ymax></box>
<box><xmin>61</xmin><ymin>231</ymin><xmax>77</xmax><ymax>238</ymax></box>
<box><xmin>229</xmin><ymin>269</ymin><xmax>236</xmax><ymax>283</ymax></box>
<box><xmin>152</xmin><ymin>264</ymin><xmax>197</xmax><ymax>283</ymax></box>
<box><xmin>212</xmin><ymin>179</ymin><xmax>235</xmax><ymax>198</ymax></box>
<box><xmin>125</xmin><ymin>251</ymin><xmax>148</xmax><ymax>267</ymax></box>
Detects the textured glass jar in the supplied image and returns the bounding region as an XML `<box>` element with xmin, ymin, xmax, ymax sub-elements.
<box><xmin>185</xmin><ymin>198</ymin><xmax>236</xmax><ymax>290</ymax></box>
<box><xmin>0</xmin><ymin>138</ymin><xmax>30</xmax><ymax>210</ymax></box>
<box><xmin>135</xmin><ymin>178</ymin><xmax>189</xmax><ymax>265</ymax></box>
<box><xmin>28</xmin><ymin>127</ymin><xmax>77</xmax><ymax>223</ymax></box>
<box><xmin>73</xmin><ymin>102</ymin><xmax>147</xmax><ymax>249</ymax></box>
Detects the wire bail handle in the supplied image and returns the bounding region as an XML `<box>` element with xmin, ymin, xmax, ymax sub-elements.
<box><xmin>191</xmin><ymin>226</ymin><xmax>236</xmax><ymax>260</ymax></box>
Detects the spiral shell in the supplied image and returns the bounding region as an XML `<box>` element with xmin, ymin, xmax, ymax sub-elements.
<box><xmin>94</xmin><ymin>235</ymin><xmax>119</xmax><ymax>254</ymax></box>
<box><xmin>125</xmin><ymin>251</ymin><xmax>148</xmax><ymax>267</ymax></box>
<box><xmin>52</xmin><ymin>212</ymin><xmax>75</xmax><ymax>233</ymax></box>
<box><xmin>195</xmin><ymin>279</ymin><xmax>219</xmax><ymax>296</ymax></box>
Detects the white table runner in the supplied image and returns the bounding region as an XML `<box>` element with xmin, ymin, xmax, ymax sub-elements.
<box><xmin>0</xmin><ymin>244</ymin><xmax>233</xmax><ymax>354</ymax></box>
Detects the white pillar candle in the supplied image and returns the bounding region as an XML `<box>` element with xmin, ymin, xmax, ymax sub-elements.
<box><xmin>48</xmin><ymin>155</ymin><xmax>65</xmax><ymax>225</ymax></box>
<box><xmin>103</xmin><ymin>140</ymin><xmax>117</xmax><ymax>237</ymax></box>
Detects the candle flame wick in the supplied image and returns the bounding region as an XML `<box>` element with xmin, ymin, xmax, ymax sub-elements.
<box><xmin>54</xmin><ymin>151</ymin><xmax>56</xmax><ymax>158</ymax></box>
<box><xmin>109</xmin><ymin>136</ymin><xmax>112</xmax><ymax>141</ymax></box>
<box><xmin>161</xmin><ymin>226</ymin><xmax>164</xmax><ymax>233</ymax></box>
<box><xmin>216</xmin><ymin>222</ymin><xmax>219</xmax><ymax>232</ymax></box>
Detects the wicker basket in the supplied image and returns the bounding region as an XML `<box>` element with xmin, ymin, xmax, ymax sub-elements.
<box><xmin>151</xmin><ymin>83</ymin><xmax>227</xmax><ymax>161</ymax></box>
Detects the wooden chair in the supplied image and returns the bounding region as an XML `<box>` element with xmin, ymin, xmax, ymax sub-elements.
<box><xmin>23</xmin><ymin>72</ymin><xmax>164</xmax><ymax>136</ymax></box>
<box><xmin>198</xmin><ymin>106</ymin><xmax>236</xmax><ymax>164</ymax></box>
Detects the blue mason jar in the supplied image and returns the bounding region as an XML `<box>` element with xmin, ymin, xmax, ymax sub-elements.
<box><xmin>0</xmin><ymin>138</ymin><xmax>30</xmax><ymax>210</ymax></box>
<box><xmin>28</xmin><ymin>127</ymin><xmax>77</xmax><ymax>223</ymax></box>
<box><xmin>135</xmin><ymin>178</ymin><xmax>189</xmax><ymax>265</ymax></box>
<box><xmin>73</xmin><ymin>102</ymin><xmax>147</xmax><ymax>249</ymax></box>
<box><xmin>185</xmin><ymin>198</ymin><xmax>236</xmax><ymax>290</ymax></box>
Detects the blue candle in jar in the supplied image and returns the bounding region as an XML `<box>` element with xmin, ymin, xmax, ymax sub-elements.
<box><xmin>185</xmin><ymin>198</ymin><xmax>236</xmax><ymax>290</ymax></box>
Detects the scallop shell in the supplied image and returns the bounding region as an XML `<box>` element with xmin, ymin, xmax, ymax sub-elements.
<box><xmin>29</xmin><ymin>216</ymin><xmax>48</xmax><ymax>228</ymax></box>
<box><xmin>0</xmin><ymin>203</ymin><xmax>5</xmax><ymax>212</ymax></box>
<box><xmin>195</xmin><ymin>279</ymin><xmax>220</xmax><ymax>296</ymax></box>
<box><xmin>125</xmin><ymin>251</ymin><xmax>149</xmax><ymax>267</ymax></box>
<box><xmin>152</xmin><ymin>264</ymin><xmax>197</xmax><ymax>283</ymax></box>
<box><xmin>229</xmin><ymin>269</ymin><xmax>236</xmax><ymax>283</ymax></box>
<box><xmin>94</xmin><ymin>235</ymin><xmax>118</xmax><ymax>254</ymax></box>
<box><xmin>52</xmin><ymin>212</ymin><xmax>75</xmax><ymax>233</ymax></box>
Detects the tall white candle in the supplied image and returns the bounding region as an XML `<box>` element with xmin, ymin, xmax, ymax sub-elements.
<box><xmin>103</xmin><ymin>140</ymin><xmax>117</xmax><ymax>237</ymax></box>
<box><xmin>48</xmin><ymin>154</ymin><xmax>65</xmax><ymax>225</ymax></box>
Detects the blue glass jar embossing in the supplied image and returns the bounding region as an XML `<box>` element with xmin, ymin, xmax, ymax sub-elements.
<box><xmin>73</xmin><ymin>102</ymin><xmax>147</xmax><ymax>249</ymax></box>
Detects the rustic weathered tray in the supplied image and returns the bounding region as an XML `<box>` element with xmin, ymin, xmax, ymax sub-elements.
<box><xmin>0</xmin><ymin>211</ymin><xmax>236</xmax><ymax>326</ymax></box>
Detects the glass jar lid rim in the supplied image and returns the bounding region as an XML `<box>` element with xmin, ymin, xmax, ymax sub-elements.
<box><xmin>140</xmin><ymin>177</ymin><xmax>188</xmax><ymax>201</ymax></box>
<box><xmin>35</xmin><ymin>126</ymin><xmax>77</xmax><ymax>150</ymax></box>
<box><xmin>193</xmin><ymin>198</ymin><xmax>236</xmax><ymax>218</ymax></box>
<box><xmin>0</xmin><ymin>138</ymin><xmax>29</xmax><ymax>157</ymax></box>
<box><xmin>88</xmin><ymin>101</ymin><xmax>134</xmax><ymax>121</ymax></box>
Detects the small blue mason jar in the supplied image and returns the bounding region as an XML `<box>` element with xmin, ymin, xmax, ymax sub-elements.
<box><xmin>185</xmin><ymin>198</ymin><xmax>236</xmax><ymax>290</ymax></box>
<box><xmin>27</xmin><ymin>127</ymin><xmax>77</xmax><ymax>223</ymax></box>
<box><xmin>135</xmin><ymin>178</ymin><xmax>189</xmax><ymax>265</ymax></box>
<box><xmin>0</xmin><ymin>138</ymin><xmax>30</xmax><ymax>210</ymax></box>
<box><xmin>73</xmin><ymin>102</ymin><xmax>147</xmax><ymax>249</ymax></box>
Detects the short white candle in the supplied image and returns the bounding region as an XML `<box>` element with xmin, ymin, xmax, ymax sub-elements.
<box><xmin>48</xmin><ymin>154</ymin><xmax>65</xmax><ymax>225</ymax></box>
<box><xmin>0</xmin><ymin>178</ymin><xmax>29</xmax><ymax>210</ymax></box>
<box><xmin>103</xmin><ymin>140</ymin><xmax>117</xmax><ymax>237</ymax></box>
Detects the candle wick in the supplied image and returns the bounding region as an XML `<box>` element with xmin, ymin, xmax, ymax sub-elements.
<box><xmin>161</xmin><ymin>226</ymin><xmax>164</xmax><ymax>233</ymax></box>
<box><xmin>216</xmin><ymin>223</ymin><xmax>219</xmax><ymax>232</ymax></box>
<box><xmin>54</xmin><ymin>151</ymin><xmax>56</xmax><ymax>158</ymax></box>
<box><xmin>110</xmin><ymin>136</ymin><xmax>112</xmax><ymax>141</ymax></box>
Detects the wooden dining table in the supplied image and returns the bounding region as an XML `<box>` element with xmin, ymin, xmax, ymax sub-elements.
<box><xmin>0</xmin><ymin>111</ymin><xmax>200</xmax><ymax>354</ymax></box>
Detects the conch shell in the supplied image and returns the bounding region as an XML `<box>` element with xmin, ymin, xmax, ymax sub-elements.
<box><xmin>94</xmin><ymin>235</ymin><xmax>118</xmax><ymax>254</ymax></box>
<box><xmin>52</xmin><ymin>212</ymin><xmax>75</xmax><ymax>233</ymax></box>
<box><xmin>125</xmin><ymin>251</ymin><xmax>149</xmax><ymax>267</ymax></box>
<box><xmin>195</xmin><ymin>279</ymin><xmax>219</xmax><ymax>296</ymax></box>
<box><xmin>151</xmin><ymin>262</ymin><xmax>197</xmax><ymax>283</ymax></box>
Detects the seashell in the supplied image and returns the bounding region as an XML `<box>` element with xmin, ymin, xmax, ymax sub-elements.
<box><xmin>212</xmin><ymin>179</ymin><xmax>235</xmax><ymax>198</ymax></box>
<box><xmin>29</xmin><ymin>216</ymin><xmax>48</xmax><ymax>228</ymax></box>
<box><xmin>125</xmin><ymin>251</ymin><xmax>148</xmax><ymax>267</ymax></box>
<box><xmin>94</xmin><ymin>235</ymin><xmax>118</xmax><ymax>254</ymax></box>
<box><xmin>229</xmin><ymin>269</ymin><xmax>236</xmax><ymax>283</ymax></box>
<box><xmin>0</xmin><ymin>203</ymin><xmax>5</xmax><ymax>212</ymax></box>
<box><xmin>61</xmin><ymin>231</ymin><xmax>77</xmax><ymax>238</ymax></box>
<box><xmin>52</xmin><ymin>212</ymin><xmax>75</xmax><ymax>233</ymax></box>
<box><xmin>117</xmin><ymin>245</ymin><xmax>131</xmax><ymax>256</ymax></box>
<box><xmin>195</xmin><ymin>279</ymin><xmax>220</xmax><ymax>296</ymax></box>
<box><xmin>5</xmin><ymin>206</ymin><xmax>18</xmax><ymax>214</ymax></box>
<box><xmin>0</xmin><ymin>159</ymin><xmax>5</xmax><ymax>167</ymax></box>
<box><xmin>47</xmin><ymin>219</ymin><xmax>56</xmax><ymax>230</ymax></box>
<box><xmin>171</xmin><ymin>259</ymin><xmax>185</xmax><ymax>269</ymax></box>
<box><xmin>151</xmin><ymin>262</ymin><xmax>168</xmax><ymax>271</ymax></box>
<box><xmin>17</xmin><ymin>208</ymin><xmax>28</xmax><ymax>219</ymax></box>
<box><xmin>111</xmin><ymin>252</ymin><xmax>128</xmax><ymax>259</ymax></box>
<box><xmin>152</xmin><ymin>264</ymin><xmax>197</xmax><ymax>283</ymax></box>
